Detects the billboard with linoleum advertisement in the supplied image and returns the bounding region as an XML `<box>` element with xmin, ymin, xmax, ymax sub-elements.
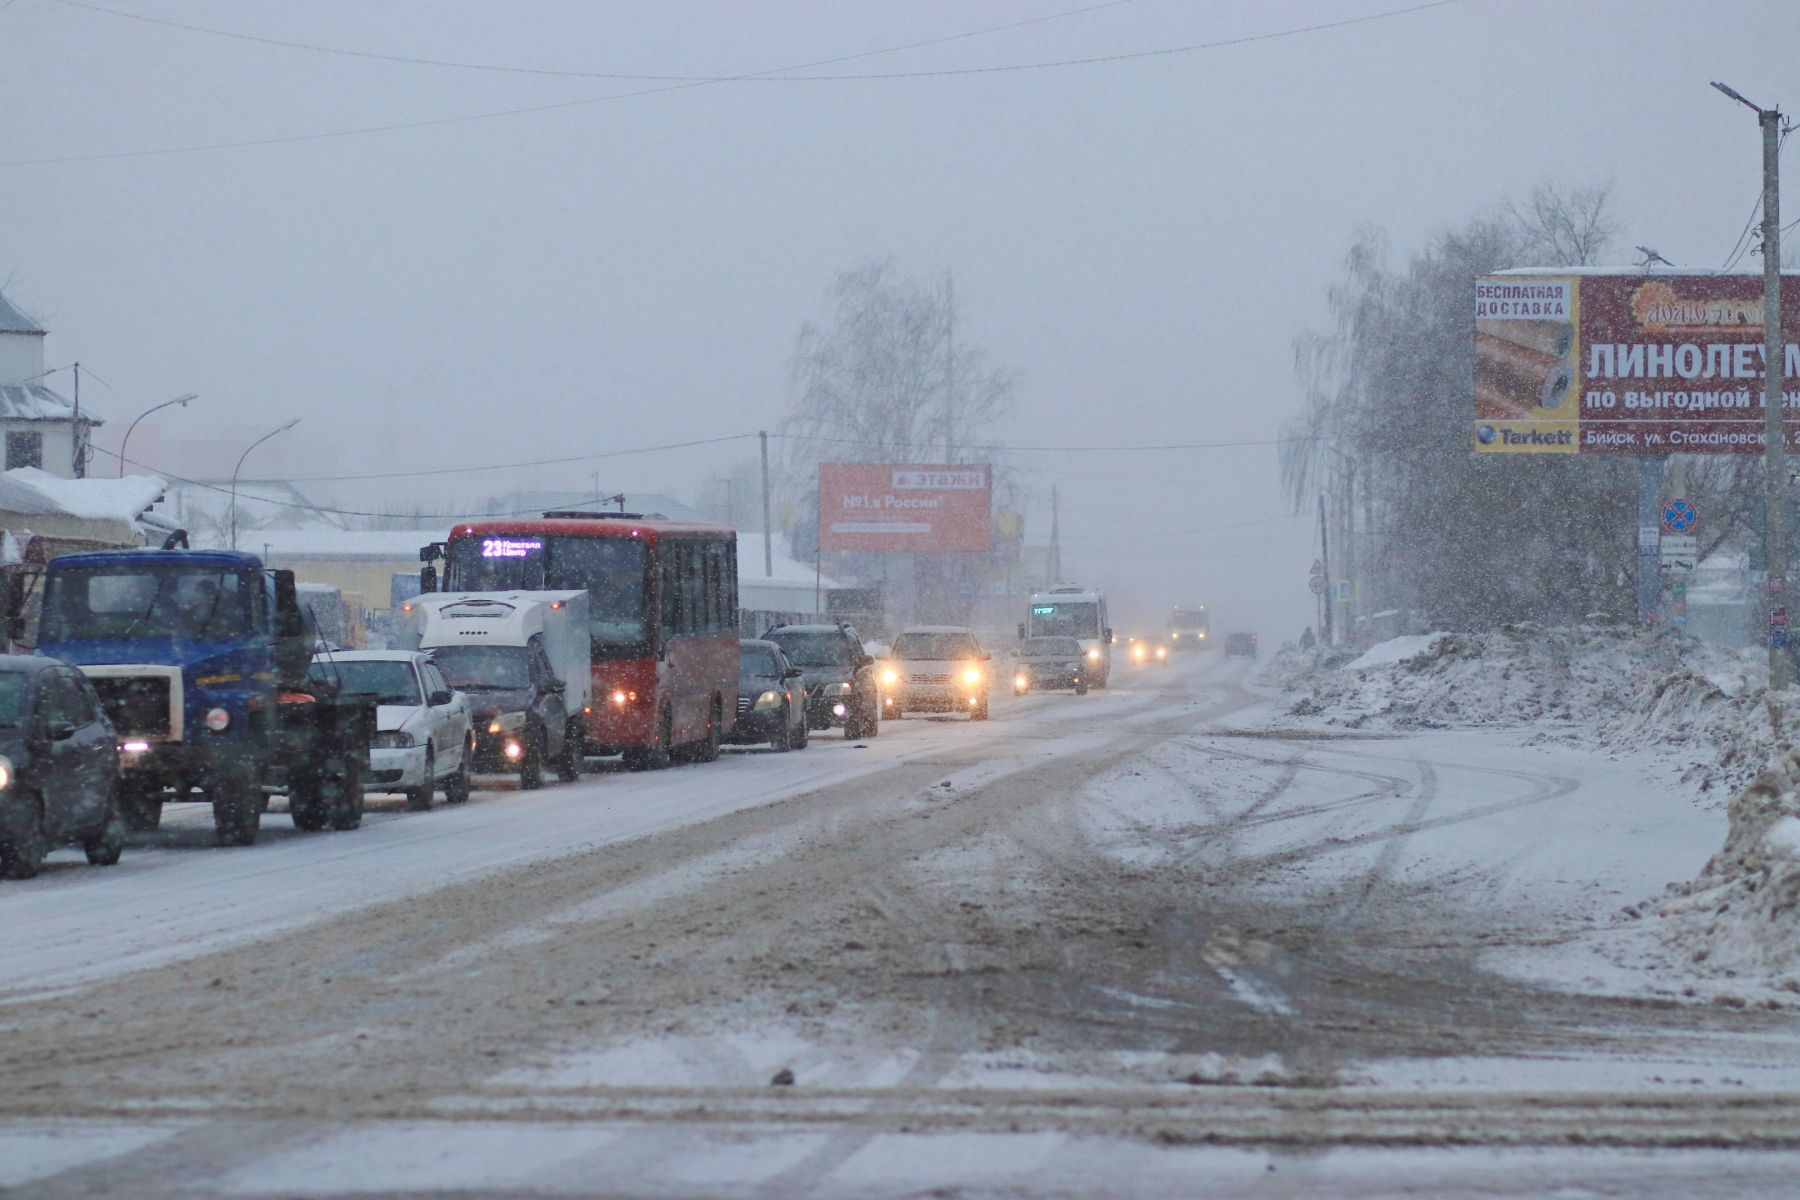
<box><xmin>818</xmin><ymin>463</ymin><xmax>992</xmax><ymax>552</ymax></box>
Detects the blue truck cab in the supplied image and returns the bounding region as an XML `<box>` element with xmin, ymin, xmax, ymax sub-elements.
<box><xmin>34</xmin><ymin>548</ymin><xmax>372</xmax><ymax>846</ymax></box>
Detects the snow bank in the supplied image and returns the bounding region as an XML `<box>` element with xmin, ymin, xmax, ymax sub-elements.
<box><xmin>1270</xmin><ymin>622</ymin><xmax>1788</xmax><ymax>797</ymax></box>
<box><xmin>1654</xmin><ymin>749</ymin><xmax>1800</xmax><ymax>985</ymax></box>
<box><xmin>1344</xmin><ymin>633</ymin><xmax>1447</xmax><ymax>671</ymax></box>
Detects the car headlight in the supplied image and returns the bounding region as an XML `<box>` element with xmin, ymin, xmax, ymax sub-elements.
<box><xmin>371</xmin><ymin>730</ymin><xmax>415</xmax><ymax>749</ymax></box>
<box><xmin>962</xmin><ymin>667</ymin><xmax>983</xmax><ymax>685</ymax></box>
<box><xmin>1087</xmin><ymin>648</ymin><xmax>1101</xmax><ymax>660</ymax></box>
<box><xmin>0</xmin><ymin>754</ymin><xmax>12</xmax><ymax>791</ymax></box>
<box><xmin>1014</xmin><ymin>674</ymin><xmax>1028</xmax><ymax>689</ymax></box>
<box><xmin>836</xmin><ymin>682</ymin><xmax>855</xmax><ymax>695</ymax></box>
<box><xmin>487</xmin><ymin>712</ymin><xmax>526</xmax><ymax>734</ymax></box>
<box><xmin>753</xmin><ymin>689</ymin><xmax>781</xmax><ymax>710</ymax></box>
<box><xmin>881</xmin><ymin>668</ymin><xmax>899</xmax><ymax>686</ymax></box>
<box><xmin>1156</xmin><ymin>646</ymin><xmax>1167</xmax><ymax>659</ymax></box>
<box><xmin>204</xmin><ymin>706</ymin><xmax>231</xmax><ymax>732</ymax></box>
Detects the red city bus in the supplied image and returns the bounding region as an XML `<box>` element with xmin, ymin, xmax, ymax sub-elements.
<box><xmin>424</xmin><ymin>511</ymin><xmax>739</xmax><ymax>769</ymax></box>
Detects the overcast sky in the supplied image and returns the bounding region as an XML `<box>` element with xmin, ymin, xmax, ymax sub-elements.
<box><xmin>3</xmin><ymin>0</ymin><xmax>1796</xmax><ymax>636</ymax></box>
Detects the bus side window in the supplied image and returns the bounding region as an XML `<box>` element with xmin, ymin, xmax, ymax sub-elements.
<box><xmin>660</xmin><ymin>544</ymin><xmax>678</xmax><ymax>637</ymax></box>
<box><xmin>681</xmin><ymin>542</ymin><xmax>702</xmax><ymax>635</ymax></box>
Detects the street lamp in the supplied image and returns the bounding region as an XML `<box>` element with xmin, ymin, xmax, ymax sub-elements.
<box><xmin>1712</xmin><ymin>80</ymin><xmax>1788</xmax><ymax>687</ymax></box>
<box><xmin>229</xmin><ymin>418</ymin><xmax>300</xmax><ymax>551</ymax></box>
<box><xmin>117</xmin><ymin>393</ymin><xmax>197</xmax><ymax>478</ymax></box>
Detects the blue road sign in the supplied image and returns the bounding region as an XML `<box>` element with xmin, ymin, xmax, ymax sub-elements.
<box><xmin>1775</xmin><ymin>628</ymin><xmax>1790</xmax><ymax>649</ymax></box>
<box><xmin>1662</xmin><ymin>498</ymin><xmax>1698</xmax><ymax>534</ymax></box>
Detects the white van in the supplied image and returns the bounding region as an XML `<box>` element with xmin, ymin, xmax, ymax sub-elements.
<box><xmin>399</xmin><ymin>591</ymin><xmax>592</xmax><ymax>787</ymax></box>
<box><xmin>1021</xmin><ymin>586</ymin><xmax>1113</xmax><ymax>687</ymax></box>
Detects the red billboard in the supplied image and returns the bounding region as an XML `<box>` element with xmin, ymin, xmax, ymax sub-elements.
<box><xmin>818</xmin><ymin>463</ymin><xmax>992</xmax><ymax>552</ymax></box>
<box><xmin>1474</xmin><ymin>272</ymin><xmax>1800</xmax><ymax>453</ymax></box>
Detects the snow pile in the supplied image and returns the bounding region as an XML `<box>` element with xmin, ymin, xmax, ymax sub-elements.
<box><xmin>1655</xmin><ymin>748</ymin><xmax>1800</xmax><ymax>983</ymax></box>
<box><xmin>1272</xmin><ymin>622</ymin><xmax>1787</xmax><ymax>796</ymax></box>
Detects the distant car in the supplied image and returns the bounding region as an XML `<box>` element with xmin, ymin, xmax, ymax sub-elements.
<box><xmin>1127</xmin><ymin>635</ymin><xmax>1169</xmax><ymax>666</ymax></box>
<box><xmin>728</xmin><ymin>639</ymin><xmax>808</xmax><ymax>751</ymax></box>
<box><xmin>1225</xmin><ymin>632</ymin><xmax>1260</xmax><ymax>658</ymax></box>
<box><xmin>886</xmin><ymin>626</ymin><xmax>991</xmax><ymax>720</ymax></box>
<box><xmin>1012</xmin><ymin>636</ymin><xmax>1087</xmax><ymax>696</ymax></box>
<box><xmin>311</xmin><ymin>651</ymin><xmax>471</xmax><ymax>810</ymax></box>
<box><xmin>0</xmin><ymin>655</ymin><xmax>124</xmax><ymax>880</ymax></box>
<box><xmin>764</xmin><ymin>623</ymin><xmax>881</xmax><ymax>739</ymax></box>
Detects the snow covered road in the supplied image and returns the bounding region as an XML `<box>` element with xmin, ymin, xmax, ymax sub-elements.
<box><xmin>4</xmin><ymin>652</ymin><xmax>1800</xmax><ymax>1198</ymax></box>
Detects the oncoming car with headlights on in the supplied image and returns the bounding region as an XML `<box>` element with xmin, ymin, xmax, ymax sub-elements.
<box><xmin>1010</xmin><ymin>636</ymin><xmax>1087</xmax><ymax>696</ymax></box>
<box><xmin>1126</xmin><ymin>635</ymin><xmax>1169</xmax><ymax>667</ymax></box>
<box><xmin>0</xmin><ymin>655</ymin><xmax>124</xmax><ymax>880</ymax></box>
<box><xmin>884</xmin><ymin>626</ymin><xmax>991</xmax><ymax>720</ymax></box>
<box><xmin>311</xmin><ymin>651</ymin><xmax>470</xmax><ymax>811</ymax></box>
<box><xmin>726</xmin><ymin>639</ymin><xmax>808</xmax><ymax>751</ymax></box>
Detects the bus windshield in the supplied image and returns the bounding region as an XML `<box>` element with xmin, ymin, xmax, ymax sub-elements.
<box><xmin>1028</xmin><ymin>601</ymin><xmax>1099</xmax><ymax>640</ymax></box>
<box><xmin>446</xmin><ymin>534</ymin><xmax>650</xmax><ymax>654</ymax></box>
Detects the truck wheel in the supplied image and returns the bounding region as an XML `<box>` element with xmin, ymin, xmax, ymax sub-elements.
<box><xmin>0</xmin><ymin>792</ymin><xmax>47</xmax><ymax>879</ymax></box>
<box><xmin>84</xmin><ymin>796</ymin><xmax>127</xmax><ymax>866</ymax></box>
<box><xmin>289</xmin><ymin>774</ymin><xmax>330</xmax><ymax>832</ymax></box>
<box><xmin>406</xmin><ymin>749</ymin><xmax>436</xmax><ymax>812</ymax></box>
<box><xmin>556</xmin><ymin>721</ymin><xmax>583</xmax><ymax>783</ymax></box>
<box><xmin>117</xmin><ymin>778</ymin><xmax>163</xmax><ymax>831</ymax></box>
<box><xmin>211</xmin><ymin>771</ymin><xmax>262</xmax><ymax>847</ymax></box>
<box><xmin>444</xmin><ymin>743</ymin><xmax>472</xmax><ymax>804</ymax></box>
<box><xmin>519</xmin><ymin>728</ymin><xmax>544</xmax><ymax>790</ymax></box>
<box><xmin>327</xmin><ymin>755</ymin><xmax>365</xmax><ymax>831</ymax></box>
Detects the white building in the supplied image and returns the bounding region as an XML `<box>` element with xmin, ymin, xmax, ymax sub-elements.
<box><xmin>0</xmin><ymin>291</ymin><xmax>102</xmax><ymax>479</ymax></box>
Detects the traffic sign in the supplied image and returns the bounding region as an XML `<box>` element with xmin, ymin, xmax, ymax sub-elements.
<box><xmin>1661</xmin><ymin>535</ymin><xmax>1698</xmax><ymax>573</ymax></box>
<box><xmin>1334</xmin><ymin>580</ymin><xmax>1357</xmax><ymax>603</ymax></box>
<box><xmin>1638</xmin><ymin>526</ymin><xmax>1661</xmax><ymax>553</ymax></box>
<box><xmin>1773</xmin><ymin>607</ymin><xmax>1789</xmax><ymax>629</ymax></box>
<box><xmin>1661</xmin><ymin>498</ymin><xmax>1698</xmax><ymax>534</ymax></box>
<box><xmin>1310</xmin><ymin>559</ymin><xmax>1325</xmax><ymax>577</ymax></box>
<box><xmin>1309</xmin><ymin>575</ymin><xmax>1326</xmax><ymax>595</ymax></box>
<box><xmin>1777</xmin><ymin>629</ymin><xmax>1791</xmax><ymax>649</ymax></box>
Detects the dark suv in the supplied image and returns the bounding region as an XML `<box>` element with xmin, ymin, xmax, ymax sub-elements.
<box><xmin>763</xmin><ymin>623</ymin><xmax>881</xmax><ymax>739</ymax></box>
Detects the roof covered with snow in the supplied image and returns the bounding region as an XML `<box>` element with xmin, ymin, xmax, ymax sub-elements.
<box><xmin>253</xmin><ymin>529</ymin><xmax>444</xmax><ymax>560</ymax></box>
<box><xmin>5</xmin><ymin>467</ymin><xmax>167</xmax><ymax>523</ymax></box>
<box><xmin>0</xmin><ymin>293</ymin><xmax>44</xmax><ymax>335</ymax></box>
<box><xmin>0</xmin><ymin>382</ymin><xmax>93</xmax><ymax>423</ymax></box>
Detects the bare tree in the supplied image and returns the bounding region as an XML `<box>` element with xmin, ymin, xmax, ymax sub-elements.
<box><xmin>783</xmin><ymin>260</ymin><xmax>1011</xmax><ymax>472</ymax></box>
<box><xmin>1506</xmin><ymin>181</ymin><xmax>1618</xmax><ymax>267</ymax></box>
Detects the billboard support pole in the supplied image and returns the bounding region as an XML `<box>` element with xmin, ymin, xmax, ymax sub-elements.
<box><xmin>1761</xmin><ymin>106</ymin><xmax>1789</xmax><ymax>688</ymax></box>
<box><xmin>1637</xmin><ymin>455</ymin><xmax>1665</xmax><ymax>624</ymax></box>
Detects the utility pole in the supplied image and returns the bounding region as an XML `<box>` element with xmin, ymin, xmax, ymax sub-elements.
<box><xmin>1318</xmin><ymin>492</ymin><xmax>1334</xmax><ymax>646</ymax></box>
<box><xmin>1714</xmin><ymin>81</ymin><xmax>1790</xmax><ymax>687</ymax></box>
<box><xmin>1049</xmin><ymin>483</ymin><xmax>1062</xmax><ymax>585</ymax></box>
<box><xmin>72</xmin><ymin>362</ymin><xmax>83</xmax><ymax>477</ymax></box>
<box><xmin>759</xmin><ymin>429</ymin><xmax>773</xmax><ymax>578</ymax></box>
<box><xmin>944</xmin><ymin>269</ymin><xmax>956</xmax><ymax>463</ymax></box>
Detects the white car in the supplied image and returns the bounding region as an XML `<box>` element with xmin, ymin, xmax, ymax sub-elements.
<box><xmin>310</xmin><ymin>650</ymin><xmax>472</xmax><ymax>810</ymax></box>
<box><xmin>883</xmin><ymin>626</ymin><xmax>991</xmax><ymax>720</ymax></box>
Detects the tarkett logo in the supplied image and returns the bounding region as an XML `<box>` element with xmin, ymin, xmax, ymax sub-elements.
<box><xmin>892</xmin><ymin>469</ymin><xmax>986</xmax><ymax>490</ymax></box>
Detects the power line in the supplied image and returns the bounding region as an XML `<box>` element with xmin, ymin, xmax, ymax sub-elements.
<box><xmin>5</xmin><ymin>0</ymin><xmax>1477</xmax><ymax>167</ymax></box>
<box><xmin>774</xmin><ymin>431</ymin><xmax>1297</xmax><ymax>453</ymax></box>
<box><xmin>1722</xmin><ymin>127</ymin><xmax>1791</xmax><ymax>270</ymax></box>
<box><xmin>277</xmin><ymin>433</ymin><xmax>758</xmax><ymax>483</ymax></box>
<box><xmin>52</xmin><ymin>0</ymin><xmax>1139</xmax><ymax>82</ymax></box>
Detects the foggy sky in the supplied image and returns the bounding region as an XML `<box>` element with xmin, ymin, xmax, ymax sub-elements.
<box><xmin>3</xmin><ymin>0</ymin><xmax>1796</xmax><ymax>638</ymax></box>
